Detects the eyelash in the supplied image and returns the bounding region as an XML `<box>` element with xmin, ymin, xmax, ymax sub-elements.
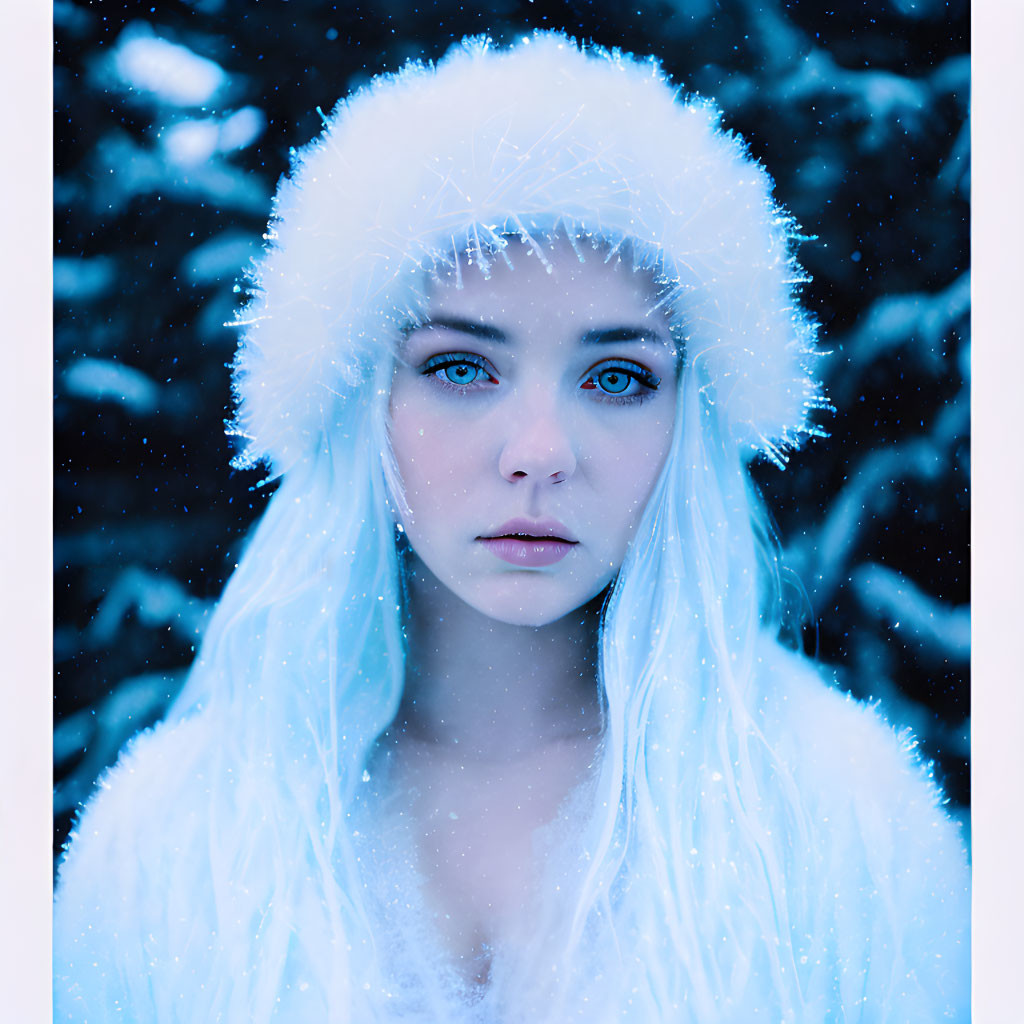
<box><xmin>418</xmin><ymin>352</ymin><xmax>661</xmax><ymax>405</ymax></box>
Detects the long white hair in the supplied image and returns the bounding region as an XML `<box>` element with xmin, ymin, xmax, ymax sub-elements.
<box><xmin>167</xmin><ymin>33</ymin><xmax>826</xmax><ymax>1022</ymax></box>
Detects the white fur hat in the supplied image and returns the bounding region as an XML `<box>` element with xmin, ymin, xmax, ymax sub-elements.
<box><xmin>231</xmin><ymin>32</ymin><xmax>826</xmax><ymax>475</ymax></box>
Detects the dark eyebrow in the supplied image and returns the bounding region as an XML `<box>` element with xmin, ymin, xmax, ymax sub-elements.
<box><xmin>414</xmin><ymin>316</ymin><xmax>508</xmax><ymax>342</ymax></box>
<box><xmin>409</xmin><ymin>318</ymin><xmax>673</xmax><ymax>351</ymax></box>
<box><xmin>580</xmin><ymin>326</ymin><xmax>673</xmax><ymax>348</ymax></box>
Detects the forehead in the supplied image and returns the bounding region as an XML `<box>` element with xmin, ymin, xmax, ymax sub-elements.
<box><xmin>424</xmin><ymin>236</ymin><xmax>668</xmax><ymax>329</ymax></box>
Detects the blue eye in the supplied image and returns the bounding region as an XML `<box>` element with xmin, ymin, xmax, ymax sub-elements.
<box><xmin>581</xmin><ymin>360</ymin><xmax>661</xmax><ymax>403</ymax></box>
<box><xmin>420</xmin><ymin>353</ymin><xmax>496</xmax><ymax>391</ymax></box>
<box><xmin>441</xmin><ymin>362</ymin><xmax>482</xmax><ymax>385</ymax></box>
<box><xmin>596</xmin><ymin>369</ymin><xmax>630</xmax><ymax>394</ymax></box>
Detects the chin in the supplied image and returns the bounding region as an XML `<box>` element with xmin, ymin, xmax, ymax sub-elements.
<box><xmin>477</xmin><ymin>604</ymin><xmax>572</xmax><ymax>628</ymax></box>
<box><xmin>464</xmin><ymin>576</ymin><xmax>609</xmax><ymax>628</ymax></box>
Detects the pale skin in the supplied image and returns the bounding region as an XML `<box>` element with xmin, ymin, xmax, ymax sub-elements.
<box><xmin>384</xmin><ymin>237</ymin><xmax>679</xmax><ymax>982</ymax></box>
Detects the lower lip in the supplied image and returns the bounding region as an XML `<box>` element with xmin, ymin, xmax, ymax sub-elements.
<box><xmin>479</xmin><ymin>537</ymin><xmax>575</xmax><ymax>567</ymax></box>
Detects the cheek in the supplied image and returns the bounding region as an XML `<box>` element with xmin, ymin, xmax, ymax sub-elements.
<box><xmin>587</xmin><ymin>412</ymin><xmax>674</xmax><ymax>521</ymax></box>
<box><xmin>389</xmin><ymin>393</ymin><xmax>486</xmax><ymax>518</ymax></box>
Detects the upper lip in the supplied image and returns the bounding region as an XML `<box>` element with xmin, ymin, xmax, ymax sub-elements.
<box><xmin>479</xmin><ymin>517</ymin><xmax>579</xmax><ymax>543</ymax></box>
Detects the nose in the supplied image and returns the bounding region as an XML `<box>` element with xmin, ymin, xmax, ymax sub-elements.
<box><xmin>497</xmin><ymin>395</ymin><xmax>578</xmax><ymax>484</ymax></box>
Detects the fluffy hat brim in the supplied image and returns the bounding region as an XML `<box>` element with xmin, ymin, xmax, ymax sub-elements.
<box><xmin>231</xmin><ymin>32</ymin><xmax>826</xmax><ymax>475</ymax></box>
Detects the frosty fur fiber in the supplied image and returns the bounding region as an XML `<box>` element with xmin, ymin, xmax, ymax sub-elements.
<box><xmin>55</xmin><ymin>32</ymin><xmax>968</xmax><ymax>1024</ymax></box>
<box><xmin>231</xmin><ymin>32</ymin><xmax>825</xmax><ymax>475</ymax></box>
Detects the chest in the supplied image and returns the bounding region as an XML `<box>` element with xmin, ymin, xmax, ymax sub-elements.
<box><xmin>384</xmin><ymin>738</ymin><xmax>596</xmax><ymax>974</ymax></box>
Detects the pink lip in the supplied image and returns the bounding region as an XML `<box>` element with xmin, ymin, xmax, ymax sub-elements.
<box><xmin>478</xmin><ymin>517</ymin><xmax>578</xmax><ymax>567</ymax></box>
<box><xmin>484</xmin><ymin>517</ymin><xmax>578</xmax><ymax>543</ymax></box>
<box><xmin>479</xmin><ymin>537</ymin><xmax>574</xmax><ymax>567</ymax></box>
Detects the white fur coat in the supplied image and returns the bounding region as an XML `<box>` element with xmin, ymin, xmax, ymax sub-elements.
<box><xmin>54</xmin><ymin>637</ymin><xmax>969</xmax><ymax>1022</ymax></box>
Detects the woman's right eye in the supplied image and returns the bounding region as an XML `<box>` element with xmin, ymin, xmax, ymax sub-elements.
<box><xmin>420</xmin><ymin>353</ymin><xmax>497</xmax><ymax>390</ymax></box>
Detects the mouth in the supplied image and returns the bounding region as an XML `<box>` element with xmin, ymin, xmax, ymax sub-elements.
<box><xmin>481</xmin><ymin>517</ymin><xmax>578</xmax><ymax>543</ymax></box>
<box><xmin>477</xmin><ymin>517</ymin><xmax>578</xmax><ymax>567</ymax></box>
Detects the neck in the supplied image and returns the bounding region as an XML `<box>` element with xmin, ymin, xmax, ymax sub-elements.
<box><xmin>393</xmin><ymin>553</ymin><xmax>604</xmax><ymax>762</ymax></box>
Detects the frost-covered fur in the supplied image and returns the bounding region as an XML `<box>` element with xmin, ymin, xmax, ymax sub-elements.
<box><xmin>54</xmin><ymin>639</ymin><xmax>969</xmax><ymax>1022</ymax></box>
<box><xmin>231</xmin><ymin>33</ymin><xmax>825</xmax><ymax>475</ymax></box>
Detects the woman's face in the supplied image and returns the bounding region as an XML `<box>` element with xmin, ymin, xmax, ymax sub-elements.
<box><xmin>389</xmin><ymin>237</ymin><xmax>679</xmax><ymax>627</ymax></box>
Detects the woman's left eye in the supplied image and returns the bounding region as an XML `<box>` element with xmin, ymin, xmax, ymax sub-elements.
<box><xmin>580</xmin><ymin>362</ymin><xmax>661</xmax><ymax>402</ymax></box>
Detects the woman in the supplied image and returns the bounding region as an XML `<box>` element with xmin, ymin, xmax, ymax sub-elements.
<box><xmin>54</xmin><ymin>33</ymin><xmax>970</xmax><ymax>1022</ymax></box>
